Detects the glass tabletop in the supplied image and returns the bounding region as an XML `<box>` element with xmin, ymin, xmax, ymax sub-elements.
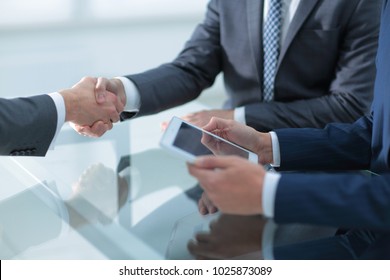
<box><xmin>0</xmin><ymin>102</ymin><xmax>336</xmax><ymax>260</ymax></box>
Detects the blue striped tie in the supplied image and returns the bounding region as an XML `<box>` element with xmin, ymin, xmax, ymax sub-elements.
<box><xmin>263</xmin><ymin>0</ymin><xmax>283</xmax><ymax>102</ymax></box>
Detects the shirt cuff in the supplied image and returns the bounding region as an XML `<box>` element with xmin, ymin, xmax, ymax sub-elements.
<box><xmin>48</xmin><ymin>92</ymin><xmax>66</xmax><ymax>150</ymax></box>
<box><xmin>115</xmin><ymin>76</ymin><xmax>141</xmax><ymax>112</ymax></box>
<box><xmin>269</xmin><ymin>131</ymin><xmax>281</xmax><ymax>167</ymax></box>
<box><xmin>262</xmin><ymin>171</ymin><xmax>281</xmax><ymax>218</ymax></box>
<box><xmin>233</xmin><ymin>107</ymin><xmax>246</xmax><ymax>124</ymax></box>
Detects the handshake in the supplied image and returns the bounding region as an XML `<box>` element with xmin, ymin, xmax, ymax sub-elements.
<box><xmin>60</xmin><ymin>77</ymin><xmax>127</xmax><ymax>137</ymax></box>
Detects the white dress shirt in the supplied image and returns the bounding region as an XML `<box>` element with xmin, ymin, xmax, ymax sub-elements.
<box><xmin>262</xmin><ymin>132</ymin><xmax>282</xmax><ymax>218</ymax></box>
<box><xmin>48</xmin><ymin>92</ymin><xmax>66</xmax><ymax>150</ymax></box>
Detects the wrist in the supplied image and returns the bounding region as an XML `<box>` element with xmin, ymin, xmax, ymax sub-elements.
<box><xmin>257</xmin><ymin>132</ymin><xmax>273</xmax><ymax>165</ymax></box>
<box><xmin>226</xmin><ymin>110</ymin><xmax>234</xmax><ymax>120</ymax></box>
<box><xmin>59</xmin><ymin>89</ymin><xmax>78</xmax><ymax>122</ymax></box>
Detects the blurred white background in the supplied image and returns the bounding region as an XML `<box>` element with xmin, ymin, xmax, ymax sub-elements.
<box><xmin>0</xmin><ymin>0</ymin><xmax>223</xmax><ymax>107</ymax></box>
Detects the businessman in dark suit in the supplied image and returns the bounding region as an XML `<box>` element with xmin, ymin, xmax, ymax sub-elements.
<box><xmin>187</xmin><ymin>0</ymin><xmax>390</xmax><ymax>259</ymax></box>
<box><xmin>76</xmin><ymin>0</ymin><xmax>381</xmax><ymax>137</ymax></box>
<box><xmin>0</xmin><ymin>77</ymin><xmax>124</xmax><ymax>156</ymax></box>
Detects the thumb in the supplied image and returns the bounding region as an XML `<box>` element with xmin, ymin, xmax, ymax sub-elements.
<box><xmin>95</xmin><ymin>77</ymin><xmax>108</xmax><ymax>104</ymax></box>
<box><xmin>202</xmin><ymin>117</ymin><xmax>230</xmax><ymax>134</ymax></box>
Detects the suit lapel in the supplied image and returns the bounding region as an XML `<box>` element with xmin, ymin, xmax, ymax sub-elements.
<box><xmin>277</xmin><ymin>0</ymin><xmax>320</xmax><ymax>70</ymax></box>
<box><xmin>246</xmin><ymin>0</ymin><xmax>264</xmax><ymax>85</ymax></box>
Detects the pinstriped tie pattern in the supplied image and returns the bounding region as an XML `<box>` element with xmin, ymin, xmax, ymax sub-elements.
<box><xmin>263</xmin><ymin>0</ymin><xmax>283</xmax><ymax>102</ymax></box>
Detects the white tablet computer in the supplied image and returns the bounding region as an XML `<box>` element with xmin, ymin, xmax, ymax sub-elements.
<box><xmin>160</xmin><ymin>116</ymin><xmax>258</xmax><ymax>163</ymax></box>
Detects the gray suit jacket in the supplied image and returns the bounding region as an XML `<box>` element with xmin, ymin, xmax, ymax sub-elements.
<box><xmin>0</xmin><ymin>95</ymin><xmax>57</xmax><ymax>156</ymax></box>
<box><xmin>127</xmin><ymin>0</ymin><xmax>381</xmax><ymax>131</ymax></box>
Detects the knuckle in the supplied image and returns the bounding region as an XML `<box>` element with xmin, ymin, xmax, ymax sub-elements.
<box><xmin>207</xmin><ymin>176</ymin><xmax>219</xmax><ymax>186</ymax></box>
<box><xmin>81</xmin><ymin>76</ymin><xmax>91</xmax><ymax>82</ymax></box>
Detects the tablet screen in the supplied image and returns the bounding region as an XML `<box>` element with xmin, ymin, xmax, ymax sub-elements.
<box><xmin>172</xmin><ymin>122</ymin><xmax>249</xmax><ymax>158</ymax></box>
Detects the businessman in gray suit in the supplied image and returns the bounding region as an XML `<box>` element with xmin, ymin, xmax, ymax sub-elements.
<box><xmin>0</xmin><ymin>77</ymin><xmax>124</xmax><ymax>156</ymax></box>
<box><xmin>76</xmin><ymin>0</ymin><xmax>381</xmax><ymax>137</ymax></box>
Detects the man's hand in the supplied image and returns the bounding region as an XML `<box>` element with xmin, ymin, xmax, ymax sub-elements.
<box><xmin>61</xmin><ymin>77</ymin><xmax>123</xmax><ymax>125</ymax></box>
<box><xmin>95</xmin><ymin>77</ymin><xmax>126</xmax><ymax>105</ymax></box>
<box><xmin>198</xmin><ymin>192</ymin><xmax>219</xmax><ymax>215</ymax></box>
<box><xmin>60</xmin><ymin>77</ymin><xmax>124</xmax><ymax>130</ymax></box>
<box><xmin>161</xmin><ymin>109</ymin><xmax>234</xmax><ymax>130</ymax></box>
<box><xmin>188</xmin><ymin>155</ymin><xmax>265</xmax><ymax>215</ymax></box>
<box><xmin>71</xmin><ymin>121</ymin><xmax>112</xmax><ymax>138</ymax></box>
<box><xmin>203</xmin><ymin>117</ymin><xmax>273</xmax><ymax>164</ymax></box>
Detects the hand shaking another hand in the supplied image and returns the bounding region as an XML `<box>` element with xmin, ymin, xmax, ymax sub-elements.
<box><xmin>60</xmin><ymin>77</ymin><xmax>126</xmax><ymax>137</ymax></box>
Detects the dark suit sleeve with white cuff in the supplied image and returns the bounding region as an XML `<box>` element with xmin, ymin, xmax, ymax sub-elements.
<box><xmin>0</xmin><ymin>95</ymin><xmax>57</xmax><ymax>156</ymax></box>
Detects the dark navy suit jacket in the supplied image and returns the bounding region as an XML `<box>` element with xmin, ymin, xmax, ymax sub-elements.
<box><xmin>272</xmin><ymin>0</ymin><xmax>390</xmax><ymax>259</ymax></box>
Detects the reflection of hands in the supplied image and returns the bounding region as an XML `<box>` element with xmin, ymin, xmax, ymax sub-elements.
<box><xmin>198</xmin><ymin>192</ymin><xmax>218</xmax><ymax>215</ymax></box>
<box><xmin>161</xmin><ymin>109</ymin><xmax>234</xmax><ymax>130</ymax></box>
<box><xmin>188</xmin><ymin>156</ymin><xmax>265</xmax><ymax>215</ymax></box>
<box><xmin>60</xmin><ymin>77</ymin><xmax>124</xmax><ymax>132</ymax></box>
<box><xmin>188</xmin><ymin>214</ymin><xmax>265</xmax><ymax>259</ymax></box>
<box><xmin>68</xmin><ymin>163</ymin><xmax>128</xmax><ymax>225</ymax></box>
<box><xmin>71</xmin><ymin>77</ymin><xmax>127</xmax><ymax>137</ymax></box>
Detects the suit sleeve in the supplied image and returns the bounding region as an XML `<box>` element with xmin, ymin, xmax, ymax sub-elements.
<box><xmin>0</xmin><ymin>95</ymin><xmax>57</xmax><ymax>156</ymax></box>
<box><xmin>125</xmin><ymin>0</ymin><xmax>222</xmax><ymax>116</ymax></box>
<box><xmin>273</xmin><ymin>115</ymin><xmax>373</xmax><ymax>171</ymax></box>
<box><xmin>274</xmin><ymin>172</ymin><xmax>390</xmax><ymax>231</ymax></box>
<box><xmin>245</xmin><ymin>0</ymin><xmax>381</xmax><ymax>131</ymax></box>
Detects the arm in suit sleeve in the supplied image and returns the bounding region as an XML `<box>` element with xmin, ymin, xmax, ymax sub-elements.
<box><xmin>0</xmin><ymin>95</ymin><xmax>57</xmax><ymax>156</ymax></box>
<box><xmin>125</xmin><ymin>0</ymin><xmax>222</xmax><ymax>116</ymax></box>
<box><xmin>274</xmin><ymin>115</ymin><xmax>373</xmax><ymax>171</ymax></box>
<box><xmin>274</xmin><ymin>172</ymin><xmax>390</xmax><ymax>231</ymax></box>
<box><xmin>245</xmin><ymin>0</ymin><xmax>381</xmax><ymax>131</ymax></box>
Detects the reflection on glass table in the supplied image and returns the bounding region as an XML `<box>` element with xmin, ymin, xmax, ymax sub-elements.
<box><xmin>0</xmin><ymin>163</ymin><xmax>126</xmax><ymax>259</ymax></box>
<box><xmin>0</xmin><ymin>113</ymin><xmax>201</xmax><ymax>259</ymax></box>
<box><xmin>181</xmin><ymin>212</ymin><xmax>387</xmax><ymax>260</ymax></box>
<box><xmin>0</xmin><ymin>102</ymin><xmax>352</xmax><ymax>260</ymax></box>
<box><xmin>168</xmin><ymin>212</ymin><xmax>338</xmax><ymax>260</ymax></box>
<box><xmin>168</xmin><ymin>213</ymin><xmax>263</xmax><ymax>260</ymax></box>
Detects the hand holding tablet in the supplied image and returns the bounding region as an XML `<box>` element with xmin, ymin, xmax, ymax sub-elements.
<box><xmin>160</xmin><ymin>117</ymin><xmax>258</xmax><ymax>163</ymax></box>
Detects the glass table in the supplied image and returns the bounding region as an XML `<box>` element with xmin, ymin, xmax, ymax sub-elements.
<box><xmin>0</xmin><ymin>102</ymin><xmax>336</xmax><ymax>260</ymax></box>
